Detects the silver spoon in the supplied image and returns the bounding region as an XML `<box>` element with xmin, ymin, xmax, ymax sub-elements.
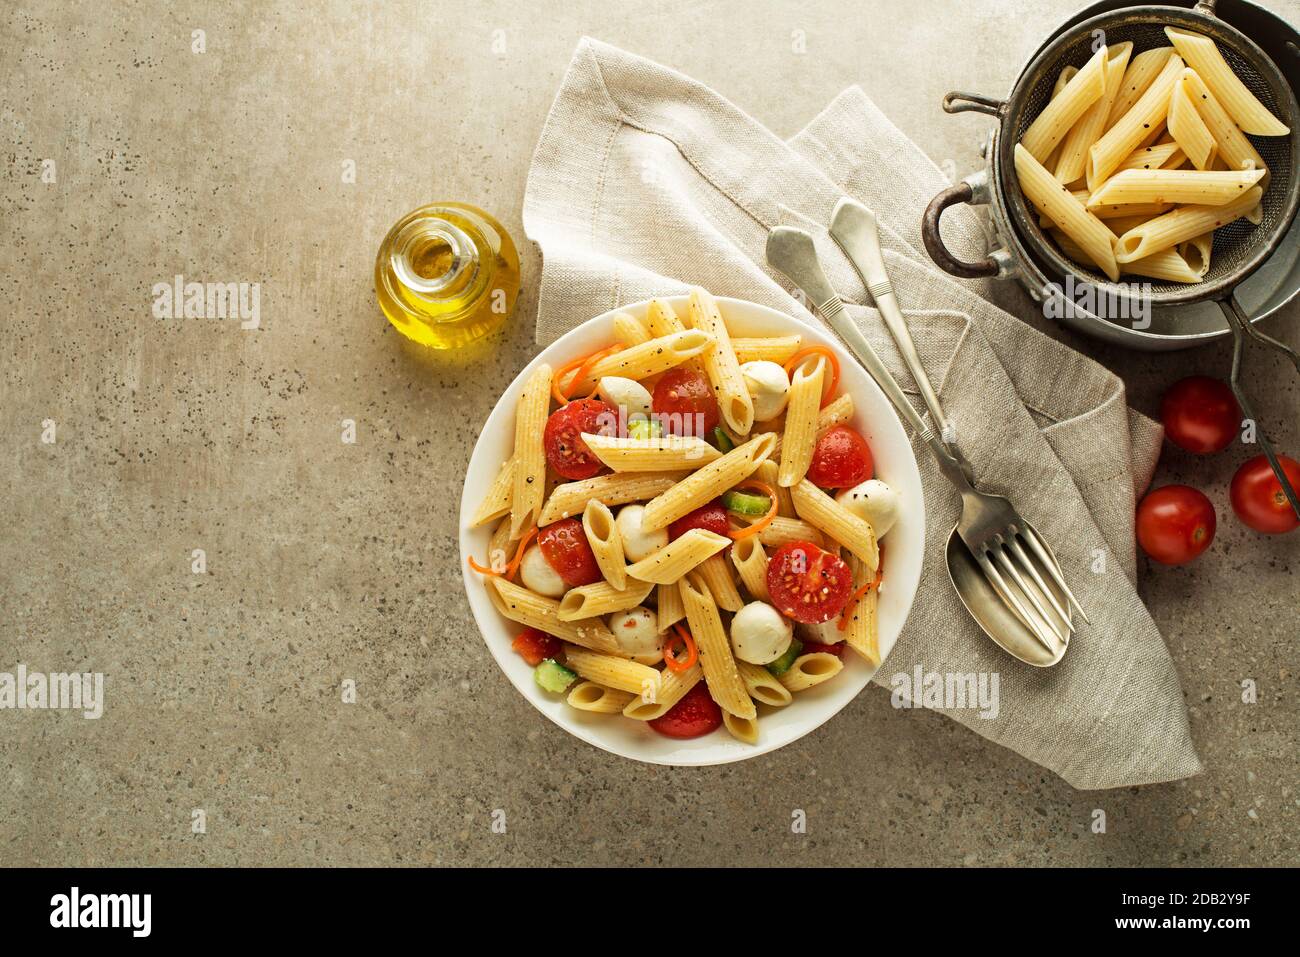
<box><xmin>767</xmin><ymin>217</ymin><xmax>1079</xmax><ymax>667</ymax></box>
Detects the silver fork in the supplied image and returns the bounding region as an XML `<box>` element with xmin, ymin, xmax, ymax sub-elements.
<box><xmin>766</xmin><ymin>209</ymin><xmax>1085</xmax><ymax>659</ymax></box>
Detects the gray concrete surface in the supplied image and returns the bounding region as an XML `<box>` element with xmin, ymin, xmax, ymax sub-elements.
<box><xmin>1</xmin><ymin>0</ymin><xmax>1296</xmax><ymax>867</ymax></box>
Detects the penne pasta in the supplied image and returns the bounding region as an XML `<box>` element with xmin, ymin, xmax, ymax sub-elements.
<box><xmin>565</xmin><ymin>329</ymin><xmax>714</xmax><ymax>395</ymax></box>
<box><xmin>1167</xmin><ymin>71</ymin><xmax>1218</xmax><ymax>170</ymax></box>
<box><xmin>471</xmin><ymin>457</ymin><xmax>515</xmax><ymax>527</ymax></box>
<box><xmin>841</xmin><ymin>554</ymin><xmax>881</xmax><ymax>667</ymax></box>
<box><xmin>1016</xmin><ymin>144</ymin><xmax>1120</xmax><ymax>281</ymax></box>
<box><xmin>640</xmin><ymin>433</ymin><xmax>777</xmax><ymax>531</ymax></box>
<box><xmin>769</xmin><ymin>392</ymin><xmax>853</xmax><ymax>460</ymax></box>
<box><xmin>679</xmin><ymin>574</ymin><xmax>755</xmax><ymax>719</ymax></box>
<box><xmin>1179</xmin><ymin>231</ymin><xmax>1213</xmax><ymax>278</ymax></box>
<box><xmin>695</xmin><ymin>552</ymin><xmax>744</xmax><ymax>612</ymax></box>
<box><xmin>791</xmin><ymin>479</ymin><xmax>880</xmax><ymax>572</ymax></box>
<box><xmin>1116</xmin><ymin>140</ymin><xmax>1186</xmax><ymax>173</ymax></box>
<box><xmin>564</xmin><ymin>646</ymin><xmax>663</xmax><ymax>697</ymax></box>
<box><xmin>484</xmin><ymin>577</ymin><xmax>620</xmax><ymax>655</ymax></box>
<box><xmin>722</xmin><ymin>711</ymin><xmax>760</xmax><ymax>744</ymax></box>
<box><xmin>557</xmin><ymin>578</ymin><xmax>654</xmax><ymax>621</ymax></box>
<box><xmin>778</xmin><ymin>652</ymin><xmax>844</xmax><ymax>692</ymax></box>
<box><xmin>1055</xmin><ymin>43</ymin><xmax>1133</xmax><ymax>184</ymax></box>
<box><xmin>611</xmin><ymin>311</ymin><xmax>651</xmax><ymax>346</ymax></box>
<box><xmin>567</xmin><ymin>681</ymin><xmax>637</xmax><ymax>714</ymax></box>
<box><xmin>731</xmin><ymin>335</ymin><xmax>801</xmax><ymax>365</ymax></box>
<box><xmin>1051</xmin><ymin>229</ymin><xmax>1204</xmax><ymax>283</ymax></box>
<box><xmin>755</xmin><ymin>458</ymin><xmax>795</xmax><ymax>517</ymax></box>
<box><xmin>1181</xmin><ymin>68</ymin><xmax>1269</xmax><ymax>188</ymax></box>
<box><xmin>656</xmin><ymin>581</ymin><xmax>685</xmax><ymax>632</ymax></box>
<box><xmin>1022</xmin><ymin>44</ymin><xmax>1108</xmax><ymax>162</ymax></box>
<box><xmin>1087</xmin><ymin>167</ymin><xmax>1264</xmax><ymax>207</ymax></box>
<box><xmin>1166</xmin><ymin>28</ymin><xmax>1289</xmax><ymax>136</ymax></box>
<box><xmin>687</xmin><ymin>287</ymin><xmax>755</xmax><ymax>436</ymax></box>
<box><xmin>736</xmin><ymin>660</ymin><xmax>793</xmax><ymax>707</ymax></box>
<box><xmin>1042</xmin><ymin>65</ymin><xmax>1080</xmax><ymax>171</ymax></box>
<box><xmin>538</xmin><ymin>471</ymin><xmax>685</xmax><ymax>526</ymax></box>
<box><xmin>729</xmin><ymin>535</ymin><xmax>770</xmax><ymax>602</ymax></box>
<box><xmin>510</xmin><ymin>363</ymin><xmax>553</xmax><ymax>537</ymax></box>
<box><xmin>579</xmin><ymin>432</ymin><xmax>722</xmax><ymax>472</ymax></box>
<box><xmin>1115</xmin><ymin>185</ymin><xmax>1262</xmax><ymax>262</ymax></box>
<box><xmin>487</xmin><ymin>516</ymin><xmax>518</xmax><ymax>572</ymax></box>
<box><xmin>1106</xmin><ymin>46</ymin><xmax>1175</xmax><ymax>128</ymax></box>
<box><xmin>625</xmin><ymin>528</ymin><xmax>731</xmax><ymax>584</ymax></box>
<box><xmin>645</xmin><ymin>297</ymin><xmax>686</xmax><ymax>337</ymax></box>
<box><xmin>582</xmin><ymin>500</ymin><xmax>626</xmax><ymax>589</ymax></box>
<box><xmin>1087</xmin><ymin>52</ymin><xmax>1184</xmax><ymax>189</ymax></box>
<box><xmin>777</xmin><ymin>356</ymin><xmax>826</xmax><ymax>486</ymax></box>
<box><xmin>758</xmin><ymin>515</ymin><xmax>826</xmax><ymax>549</ymax></box>
<box><xmin>622</xmin><ymin>660</ymin><xmax>702</xmax><ymax>720</ymax></box>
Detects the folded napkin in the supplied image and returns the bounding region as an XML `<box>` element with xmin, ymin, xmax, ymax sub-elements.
<box><xmin>522</xmin><ymin>38</ymin><xmax>1202</xmax><ymax>788</ymax></box>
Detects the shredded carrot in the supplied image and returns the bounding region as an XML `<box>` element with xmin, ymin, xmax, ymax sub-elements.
<box><xmin>664</xmin><ymin>623</ymin><xmax>699</xmax><ymax>672</ymax></box>
<box><xmin>837</xmin><ymin>553</ymin><xmax>884</xmax><ymax>631</ymax></box>
<box><xmin>784</xmin><ymin>346</ymin><xmax>840</xmax><ymax>408</ymax></box>
<box><xmin>466</xmin><ymin>526</ymin><xmax>537</xmax><ymax>580</ymax></box>
<box><xmin>551</xmin><ymin>344</ymin><xmax>624</xmax><ymax>404</ymax></box>
<box><xmin>726</xmin><ymin>481</ymin><xmax>778</xmax><ymax>540</ymax></box>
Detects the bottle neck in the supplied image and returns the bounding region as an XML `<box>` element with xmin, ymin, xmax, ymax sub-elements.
<box><xmin>390</xmin><ymin>216</ymin><xmax>479</xmax><ymax>299</ymax></box>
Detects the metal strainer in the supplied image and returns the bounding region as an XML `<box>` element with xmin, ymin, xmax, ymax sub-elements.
<box><xmin>931</xmin><ymin>0</ymin><xmax>1300</xmax><ymax>518</ymax></box>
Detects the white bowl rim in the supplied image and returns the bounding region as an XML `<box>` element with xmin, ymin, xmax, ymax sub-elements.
<box><xmin>458</xmin><ymin>296</ymin><xmax>925</xmax><ymax>766</ymax></box>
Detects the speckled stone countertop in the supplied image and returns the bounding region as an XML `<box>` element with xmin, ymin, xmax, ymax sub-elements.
<box><xmin>2</xmin><ymin>0</ymin><xmax>1296</xmax><ymax>866</ymax></box>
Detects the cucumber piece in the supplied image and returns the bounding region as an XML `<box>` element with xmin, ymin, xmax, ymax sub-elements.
<box><xmin>712</xmin><ymin>426</ymin><xmax>735</xmax><ymax>452</ymax></box>
<box><xmin>628</xmin><ymin>417</ymin><xmax>662</xmax><ymax>441</ymax></box>
<box><xmin>765</xmin><ymin>637</ymin><xmax>804</xmax><ymax>677</ymax></box>
<box><xmin>722</xmin><ymin>489</ymin><xmax>770</xmax><ymax>517</ymax></box>
<box><xmin>534</xmin><ymin>658</ymin><xmax>577</xmax><ymax>693</ymax></box>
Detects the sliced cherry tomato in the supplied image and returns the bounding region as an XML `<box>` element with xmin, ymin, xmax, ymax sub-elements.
<box><xmin>765</xmin><ymin>541</ymin><xmax>854</xmax><ymax>624</ymax></box>
<box><xmin>806</xmin><ymin>426</ymin><xmax>873</xmax><ymax>489</ymax></box>
<box><xmin>799</xmin><ymin>639</ymin><xmax>847</xmax><ymax>659</ymax></box>
<box><xmin>1136</xmin><ymin>485</ymin><xmax>1216</xmax><ymax>565</ymax></box>
<box><xmin>1160</xmin><ymin>376</ymin><xmax>1241</xmax><ymax>455</ymax></box>
<box><xmin>652</xmin><ymin>368</ymin><xmax>719</xmax><ymax>438</ymax></box>
<box><xmin>1230</xmin><ymin>454</ymin><xmax>1300</xmax><ymax>534</ymax></box>
<box><xmin>648</xmin><ymin>681</ymin><xmax>723</xmax><ymax>739</ymax></box>
<box><xmin>543</xmin><ymin>399</ymin><xmax>616</xmax><ymax>480</ymax></box>
<box><xmin>668</xmin><ymin>499</ymin><xmax>730</xmax><ymax>541</ymax></box>
<box><xmin>537</xmin><ymin>518</ymin><xmax>603</xmax><ymax>587</ymax></box>
<box><xmin>511</xmin><ymin>628</ymin><xmax>563</xmax><ymax>667</ymax></box>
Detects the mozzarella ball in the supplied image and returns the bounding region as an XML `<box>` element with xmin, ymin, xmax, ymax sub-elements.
<box><xmin>519</xmin><ymin>545</ymin><xmax>566</xmax><ymax>598</ymax></box>
<box><xmin>730</xmin><ymin>601</ymin><xmax>794</xmax><ymax>665</ymax></box>
<box><xmin>740</xmin><ymin>361</ymin><xmax>791</xmax><ymax>422</ymax></box>
<box><xmin>615</xmin><ymin>504</ymin><xmax>668</xmax><ymax>562</ymax></box>
<box><xmin>598</xmin><ymin>376</ymin><xmax>653</xmax><ymax>418</ymax></box>
<box><xmin>836</xmin><ymin>479</ymin><xmax>899</xmax><ymax>538</ymax></box>
<box><xmin>609</xmin><ymin>606</ymin><xmax>663</xmax><ymax>664</ymax></box>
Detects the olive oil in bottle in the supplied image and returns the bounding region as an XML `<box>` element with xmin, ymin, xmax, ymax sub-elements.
<box><xmin>374</xmin><ymin>202</ymin><xmax>520</xmax><ymax>350</ymax></box>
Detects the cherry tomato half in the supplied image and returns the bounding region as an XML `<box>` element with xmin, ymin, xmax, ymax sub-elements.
<box><xmin>806</xmin><ymin>426</ymin><xmax>873</xmax><ymax>489</ymax></box>
<box><xmin>543</xmin><ymin>398</ymin><xmax>616</xmax><ymax>480</ymax></box>
<box><xmin>766</xmin><ymin>541</ymin><xmax>854</xmax><ymax>624</ymax></box>
<box><xmin>1160</xmin><ymin>376</ymin><xmax>1241</xmax><ymax>455</ymax></box>
<box><xmin>1230</xmin><ymin>454</ymin><xmax>1300</xmax><ymax>534</ymax></box>
<box><xmin>668</xmin><ymin>499</ymin><xmax>730</xmax><ymax>541</ymax></box>
<box><xmin>537</xmin><ymin>518</ymin><xmax>603</xmax><ymax>588</ymax></box>
<box><xmin>1136</xmin><ymin>485</ymin><xmax>1216</xmax><ymax>565</ymax></box>
<box><xmin>512</xmin><ymin>628</ymin><xmax>563</xmax><ymax>667</ymax></box>
<box><xmin>652</xmin><ymin>368</ymin><xmax>719</xmax><ymax>438</ymax></box>
<box><xmin>648</xmin><ymin>681</ymin><xmax>723</xmax><ymax>739</ymax></box>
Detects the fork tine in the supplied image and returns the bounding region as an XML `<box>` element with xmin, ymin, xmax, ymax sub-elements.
<box><xmin>977</xmin><ymin>550</ymin><xmax>1059</xmax><ymax>654</ymax></box>
<box><xmin>1021</xmin><ymin>524</ymin><xmax>1090</xmax><ymax>625</ymax></box>
<box><xmin>1008</xmin><ymin>536</ymin><xmax>1071</xmax><ymax>633</ymax></box>
<box><xmin>993</xmin><ymin>545</ymin><xmax>1068</xmax><ymax>642</ymax></box>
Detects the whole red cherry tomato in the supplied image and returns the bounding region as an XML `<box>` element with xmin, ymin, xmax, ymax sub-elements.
<box><xmin>668</xmin><ymin>499</ymin><xmax>730</xmax><ymax>540</ymax></box>
<box><xmin>543</xmin><ymin>399</ymin><xmax>616</xmax><ymax>480</ymax></box>
<box><xmin>765</xmin><ymin>541</ymin><xmax>854</xmax><ymax>624</ymax></box>
<box><xmin>652</xmin><ymin>368</ymin><xmax>719</xmax><ymax>437</ymax></box>
<box><xmin>806</xmin><ymin>426</ymin><xmax>873</xmax><ymax>489</ymax></box>
<box><xmin>537</xmin><ymin>518</ymin><xmax>603</xmax><ymax>587</ymax></box>
<box><xmin>648</xmin><ymin>681</ymin><xmax>723</xmax><ymax>739</ymax></box>
<box><xmin>1136</xmin><ymin>485</ymin><xmax>1216</xmax><ymax>565</ymax></box>
<box><xmin>1230</xmin><ymin>454</ymin><xmax>1300</xmax><ymax>534</ymax></box>
<box><xmin>1160</xmin><ymin>376</ymin><xmax>1241</xmax><ymax>455</ymax></box>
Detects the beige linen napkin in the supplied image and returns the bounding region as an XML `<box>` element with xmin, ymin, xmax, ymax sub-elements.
<box><xmin>522</xmin><ymin>38</ymin><xmax>1201</xmax><ymax>788</ymax></box>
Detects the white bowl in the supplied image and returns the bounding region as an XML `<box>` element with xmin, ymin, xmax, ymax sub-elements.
<box><xmin>459</xmin><ymin>297</ymin><xmax>925</xmax><ymax>765</ymax></box>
